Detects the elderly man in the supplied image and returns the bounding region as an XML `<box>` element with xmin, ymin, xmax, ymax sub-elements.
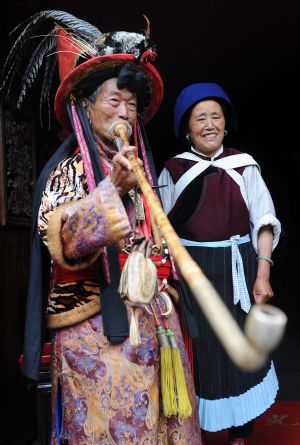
<box><xmin>1</xmin><ymin>11</ymin><xmax>201</xmax><ymax>444</ymax></box>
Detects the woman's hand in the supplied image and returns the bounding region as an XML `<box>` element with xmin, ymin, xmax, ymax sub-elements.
<box><xmin>110</xmin><ymin>145</ymin><xmax>143</xmax><ymax>197</ymax></box>
<box><xmin>253</xmin><ymin>276</ymin><xmax>274</xmax><ymax>304</ymax></box>
<box><xmin>254</xmin><ymin>225</ymin><xmax>274</xmax><ymax>304</ymax></box>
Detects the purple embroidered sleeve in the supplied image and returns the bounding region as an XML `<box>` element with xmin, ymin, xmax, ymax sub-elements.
<box><xmin>61</xmin><ymin>176</ymin><xmax>132</xmax><ymax>259</ymax></box>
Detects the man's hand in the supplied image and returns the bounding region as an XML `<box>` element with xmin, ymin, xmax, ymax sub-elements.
<box><xmin>110</xmin><ymin>145</ymin><xmax>143</xmax><ymax>197</ymax></box>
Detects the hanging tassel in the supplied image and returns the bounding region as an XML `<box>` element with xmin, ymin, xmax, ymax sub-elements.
<box><xmin>70</xmin><ymin>101</ymin><xmax>96</xmax><ymax>192</ymax></box>
<box><xmin>167</xmin><ymin>330</ymin><xmax>192</xmax><ymax>418</ymax></box>
<box><xmin>157</xmin><ymin>327</ymin><xmax>177</xmax><ymax>417</ymax></box>
<box><xmin>129</xmin><ymin>308</ymin><xmax>141</xmax><ymax>346</ymax></box>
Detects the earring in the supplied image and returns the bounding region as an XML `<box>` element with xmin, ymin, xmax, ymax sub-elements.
<box><xmin>224</xmin><ymin>129</ymin><xmax>228</xmax><ymax>136</ymax></box>
<box><xmin>86</xmin><ymin>110</ymin><xmax>92</xmax><ymax>127</ymax></box>
<box><xmin>185</xmin><ymin>134</ymin><xmax>191</xmax><ymax>142</ymax></box>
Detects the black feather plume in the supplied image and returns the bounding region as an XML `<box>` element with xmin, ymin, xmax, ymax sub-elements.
<box><xmin>0</xmin><ymin>10</ymin><xmax>102</xmax><ymax>122</ymax></box>
<box><xmin>40</xmin><ymin>54</ymin><xmax>58</xmax><ymax>128</ymax></box>
<box><xmin>5</xmin><ymin>10</ymin><xmax>100</xmax><ymax>71</ymax></box>
<box><xmin>17</xmin><ymin>34</ymin><xmax>56</xmax><ymax>108</ymax></box>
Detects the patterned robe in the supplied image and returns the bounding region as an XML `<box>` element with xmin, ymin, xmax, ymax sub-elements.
<box><xmin>38</xmin><ymin>150</ymin><xmax>202</xmax><ymax>445</ymax></box>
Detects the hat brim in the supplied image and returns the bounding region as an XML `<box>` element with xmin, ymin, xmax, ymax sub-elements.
<box><xmin>54</xmin><ymin>53</ymin><xmax>164</xmax><ymax>129</ymax></box>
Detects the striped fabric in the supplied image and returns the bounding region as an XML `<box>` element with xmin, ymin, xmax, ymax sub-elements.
<box><xmin>180</xmin><ymin>235</ymin><xmax>251</xmax><ymax>312</ymax></box>
<box><xmin>198</xmin><ymin>362</ymin><xmax>278</xmax><ymax>431</ymax></box>
<box><xmin>178</xmin><ymin>239</ymin><xmax>279</xmax><ymax>432</ymax></box>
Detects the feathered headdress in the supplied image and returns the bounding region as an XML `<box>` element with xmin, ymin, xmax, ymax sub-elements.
<box><xmin>1</xmin><ymin>10</ymin><xmax>163</xmax><ymax>128</ymax></box>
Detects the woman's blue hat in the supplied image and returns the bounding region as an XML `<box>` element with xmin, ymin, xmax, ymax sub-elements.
<box><xmin>174</xmin><ymin>82</ymin><xmax>237</xmax><ymax>138</ymax></box>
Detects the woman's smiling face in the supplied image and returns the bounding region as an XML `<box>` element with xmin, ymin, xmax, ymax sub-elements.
<box><xmin>187</xmin><ymin>99</ymin><xmax>226</xmax><ymax>156</ymax></box>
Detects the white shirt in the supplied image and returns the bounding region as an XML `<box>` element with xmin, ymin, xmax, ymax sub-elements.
<box><xmin>158</xmin><ymin>147</ymin><xmax>281</xmax><ymax>252</ymax></box>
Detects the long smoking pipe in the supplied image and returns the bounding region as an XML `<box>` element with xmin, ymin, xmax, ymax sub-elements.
<box><xmin>112</xmin><ymin>120</ymin><xmax>287</xmax><ymax>371</ymax></box>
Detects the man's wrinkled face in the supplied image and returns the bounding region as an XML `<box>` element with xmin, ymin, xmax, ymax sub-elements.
<box><xmin>82</xmin><ymin>78</ymin><xmax>137</xmax><ymax>144</ymax></box>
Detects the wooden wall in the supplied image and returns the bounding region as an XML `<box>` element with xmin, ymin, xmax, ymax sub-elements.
<box><xmin>0</xmin><ymin>225</ymin><xmax>37</xmax><ymax>444</ymax></box>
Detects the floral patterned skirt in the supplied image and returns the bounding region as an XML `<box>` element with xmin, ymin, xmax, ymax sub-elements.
<box><xmin>50</xmin><ymin>305</ymin><xmax>202</xmax><ymax>444</ymax></box>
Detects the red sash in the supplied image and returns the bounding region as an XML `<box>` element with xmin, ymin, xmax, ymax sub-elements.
<box><xmin>53</xmin><ymin>254</ymin><xmax>172</xmax><ymax>284</ymax></box>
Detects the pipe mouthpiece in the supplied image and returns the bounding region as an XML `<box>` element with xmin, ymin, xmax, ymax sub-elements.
<box><xmin>110</xmin><ymin>120</ymin><xmax>132</xmax><ymax>138</ymax></box>
<box><xmin>109</xmin><ymin>120</ymin><xmax>132</xmax><ymax>150</ymax></box>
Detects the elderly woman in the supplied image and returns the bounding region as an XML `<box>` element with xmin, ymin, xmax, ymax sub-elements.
<box><xmin>158</xmin><ymin>82</ymin><xmax>281</xmax><ymax>445</ymax></box>
<box><xmin>2</xmin><ymin>11</ymin><xmax>202</xmax><ymax>445</ymax></box>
